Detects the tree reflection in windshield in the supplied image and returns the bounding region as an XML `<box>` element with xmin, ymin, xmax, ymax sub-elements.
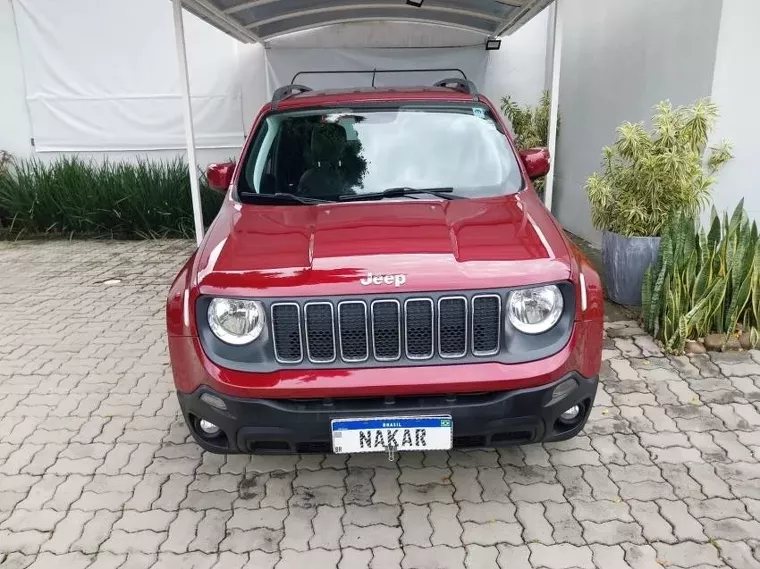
<box><xmin>280</xmin><ymin>116</ymin><xmax>367</xmax><ymax>199</ymax></box>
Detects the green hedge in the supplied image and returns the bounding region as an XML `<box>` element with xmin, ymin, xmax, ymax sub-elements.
<box><xmin>0</xmin><ymin>156</ymin><xmax>224</xmax><ymax>239</ymax></box>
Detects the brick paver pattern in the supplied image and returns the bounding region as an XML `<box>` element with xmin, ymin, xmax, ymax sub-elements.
<box><xmin>1</xmin><ymin>241</ymin><xmax>760</xmax><ymax>568</ymax></box>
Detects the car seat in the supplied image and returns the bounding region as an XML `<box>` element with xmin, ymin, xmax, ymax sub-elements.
<box><xmin>297</xmin><ymin>123</ymin><xmax>348</xmax><ymax>199</ymax></box>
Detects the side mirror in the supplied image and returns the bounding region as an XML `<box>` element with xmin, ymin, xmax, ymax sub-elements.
<box><xmin>519</xmin><ymin>148</ymin><xmax>551</xmax><ymax>180</ymax></box>
<box><xmin>206</xmin><ymin>162</ymin><xmax>235</xmax><ymax>193</ymax></box>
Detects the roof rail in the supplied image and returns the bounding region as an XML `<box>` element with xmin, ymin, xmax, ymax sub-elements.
<box><xmin>291</xmin><ymin>68</ymin><xmax>467</xmax><ymax>86</ymax></box>
<box><xmin>433</xmin><ymin>78</ymin><xmax>479</xmax><ymax>101</ymax></box>
<box><xmin>271</xmin><ymin>84</ymin><xmax>313</xmax><ymax>109</ymax></box>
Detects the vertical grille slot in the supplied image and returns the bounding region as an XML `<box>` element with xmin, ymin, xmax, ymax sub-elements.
<box><xmin>338</xmin><ymin>301</ymin><xmax>369</xmax><ymax>362</ymax></box>
<box><xmin>404</xmin><ymin>298</ymin><xmax>434</xmax><ymax>359</ymax></box>
<box><xmin>472</xmin><ymin>295</ymin><xmax>501</xmax><ymax>356</ymax></box>
<box><xmin>438</xmin><ymin>296</ymin><xmax>467</xmax><ymax>358</ymax></box>
<box><xmin>304</xmin><ymin>302</ymin><xmax>336</xmax><ymax>363</ymax></box>
<box><xmin>271</xmin><ymin>303</ymin><xmax>302</xmax><ymax>363</ymax></box>
<box><xmin>371</xmin><ymin>300</ymin><xmax>401</xmax><ymax>361</ymax></box>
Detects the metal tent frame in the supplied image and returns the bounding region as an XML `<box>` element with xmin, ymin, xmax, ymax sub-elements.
<box><xmin>170</xmin><ymin>0</ymin><xmax>563</xmax><ymax>244</ymax></box>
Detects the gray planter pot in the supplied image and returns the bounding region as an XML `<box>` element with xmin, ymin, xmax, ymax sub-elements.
<box><xmin>602</xmin><ymin>231</ymin><xmax>661</xmax><ymax>306</ymax></box>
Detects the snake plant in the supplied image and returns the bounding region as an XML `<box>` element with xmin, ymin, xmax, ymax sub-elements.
<box><xmin>642</xmin><ymin>200</ymin><xmax>760</xmax><ymax>352</ymax></box>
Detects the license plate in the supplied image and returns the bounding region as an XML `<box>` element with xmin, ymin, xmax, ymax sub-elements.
<box><xmin>331</xmin><ymin>416</ymin><xmax>453</xmax><ymax>454</ymax></box>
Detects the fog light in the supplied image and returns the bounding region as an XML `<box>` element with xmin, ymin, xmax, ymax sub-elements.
<box><xmin>198</xmin><ymin>419</ymin><xmax>221</xmax><ymax>437</ymax></box>
<box><xmin>200</xmin><ymin>392</ymin><xmax>227</xmax><ymax>411</ymax></box>
<box><xmin>560</xmin><ymin>405</ymin><xmax>581</xmax><ymax>422</ymax></box>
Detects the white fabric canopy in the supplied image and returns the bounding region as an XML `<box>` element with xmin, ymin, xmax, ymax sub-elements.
<box><xmin>182</xmin><ymin>0</ymin><xmax>555</xmax><ymax>44</ymax></box>
<box><xmin>14</xmin><ymin>0</ymin><xmax>245</xmax><ymax>152</ymax></box>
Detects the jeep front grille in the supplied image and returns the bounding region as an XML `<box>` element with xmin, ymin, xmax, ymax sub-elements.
<box><xmin>271</xmin><ymin>294</ymin><xmax>501</xmax><ymax>365</ymax></box>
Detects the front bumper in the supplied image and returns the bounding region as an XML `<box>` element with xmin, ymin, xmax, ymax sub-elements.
<box><xmin>177</xmin><ymin>372</ymin><xmax>598</xmax><ymax>454</ymax></box>
<box><xmin>168</xmin><ymin>318</ymin><xmax>604</xmax><ymax>399</ymax></box>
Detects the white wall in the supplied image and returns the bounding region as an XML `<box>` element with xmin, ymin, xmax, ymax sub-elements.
<box><xmin>0</xmin><ymin>0</ymin><xmax>32</xmax><ymax>157</ymax></box>
<box><xmin>552</xmin><ymin>0</ymin><xmax>723</xmax><ymax>244</ymax></box>
<box><xmin>708</xmin><ymin>0</ymin><xmax>760</xmax><ymax>223</ymax></box>
<box><xmin>483</xmin><ymin>7</ymin><xmax>551</xmax><ymax>109</ymax></box>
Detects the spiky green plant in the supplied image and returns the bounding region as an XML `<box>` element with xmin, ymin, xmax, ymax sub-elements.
<box><xmin>500</xmin><ymin>90</ymin><xmax>557</xmax><ymax>195</ymax></box>
<box><xmin>586</xmin><ymin>99</ymin><xmax>732</xmax><ymax>237</ymax></box>
<box><xmin>0</xmin><ymin>156</ymin><xmax>224</xmax><ymax>239</ymax></box>
<box><xmin>642</xmin><ymin>200</ymin><xmax>760</xmax><ymax>352</ymax></box>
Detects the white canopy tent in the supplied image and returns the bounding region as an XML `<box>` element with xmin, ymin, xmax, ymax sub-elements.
<box><xmin>170</xmin><ymin>0</ymin><xmax>562</xmax><ymax>244</ymax></box>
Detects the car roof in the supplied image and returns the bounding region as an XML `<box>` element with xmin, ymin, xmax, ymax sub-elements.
<box><xmin>271</xmin><ymin>86</ymin><xmax>483</xmax><ymax>111</ymax></box>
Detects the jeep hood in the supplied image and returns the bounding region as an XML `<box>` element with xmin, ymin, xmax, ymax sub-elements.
<box><xmin>196</xmin><ymin>194</ymin><xmax>574</xmax><ymax>297</ymax></box>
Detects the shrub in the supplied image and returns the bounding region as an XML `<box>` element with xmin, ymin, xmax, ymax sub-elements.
<box><xmin>500</xmin><ymin>90</ymin><xmax>556</xmax><ymax>195</ymax></box>
<box><xmin>0</xmin><ymin>156</ymin><xmax>224</xmax><ymax>239</ymax></box>
<box><xmin>642</xmin><ymin>201</ymin><xmax>760</xmax><ymax>353</ymax></box>
<box><xmin>501</xmin><ymin>90</ymin><xmax>554</xmax><ymax>149</ymax></box>
<box><xmin>586</xmin><ymin>99</ymin><xmax>733</xmax><ymax>237</ymax></box>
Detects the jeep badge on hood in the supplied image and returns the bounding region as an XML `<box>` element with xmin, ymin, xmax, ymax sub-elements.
<box><xmin>360</xmin><ymin>272</ymin><xmax>407</xmax><ymax>287</ymax></box>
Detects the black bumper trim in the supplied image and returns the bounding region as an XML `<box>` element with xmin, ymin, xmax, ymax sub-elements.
<box><xmin>177</xmin><ymin>373</ymin><xmax>598</xmax><ymax>454</ymax></box>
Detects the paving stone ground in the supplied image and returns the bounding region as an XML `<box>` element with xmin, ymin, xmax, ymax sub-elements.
<box><xmin>2</xmin><ymin>240</ymin><xmax>760</xmax><ymax>569</ymax></box>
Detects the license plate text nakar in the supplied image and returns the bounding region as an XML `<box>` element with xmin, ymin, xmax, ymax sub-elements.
<box><xmin>331</xmin><ymin>416</ymin><xmax>452</xmax><ymax>454</ymax></box>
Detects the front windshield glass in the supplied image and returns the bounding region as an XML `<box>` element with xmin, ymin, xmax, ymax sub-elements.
<box><xmin>238</xmin><ymin>104</ymin><xmax>524</xmax><ymax>201</ymax></box>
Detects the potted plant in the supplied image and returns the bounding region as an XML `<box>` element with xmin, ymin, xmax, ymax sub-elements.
<box><xmin>585</xmin><ymin>99</ymin><xmax>732</xmax><ymax>306</ymax></box>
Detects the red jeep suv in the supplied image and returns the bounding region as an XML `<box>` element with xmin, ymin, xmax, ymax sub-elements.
<box><xmin>166</xmin><ymin>77</ymin><xmax>603</xmax><ymax>456</ymax></box>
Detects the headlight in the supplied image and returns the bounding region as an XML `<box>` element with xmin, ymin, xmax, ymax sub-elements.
<box><xmin>507</xmin><ymin>285</ymin><xmax>563</xmax><ymax>334</ymax></box>
<box><xmin>207</xmin><ymin>298</ymin><xmax>265</xmax><ymax>345</ymax></box>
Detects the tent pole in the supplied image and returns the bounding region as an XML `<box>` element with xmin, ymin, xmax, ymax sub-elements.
<box><xmin>173</xmin><ymin>0</ymin><xmax>205</xmax><ymax>246</ymax></box>
<box><xmin>544</xmin><ymin>0</ymin><xmax>562</xmax><ymax>212</ymax></box>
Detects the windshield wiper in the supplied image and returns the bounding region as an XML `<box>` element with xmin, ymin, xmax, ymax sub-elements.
<box><xmin>238</xmin><ymin>192</ymin><xmax>332</xmax><ymax>205</ymax></box>
<box><xmin>338</xmin><ymin>187</ymin><xmax>463</xmax><ymax>202</ymax></box>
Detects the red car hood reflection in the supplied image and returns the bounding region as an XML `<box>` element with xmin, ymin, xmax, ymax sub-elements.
<box><xmin>196</xmin><ymin>193</ymin><xmax>574</xmax><ymax>297</ymax></box>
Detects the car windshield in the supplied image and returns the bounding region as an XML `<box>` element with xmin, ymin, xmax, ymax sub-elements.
<box><xmin>238</xmin><ymin>104</ymin><xmax>524</xmax><ymax>202</ymax></box>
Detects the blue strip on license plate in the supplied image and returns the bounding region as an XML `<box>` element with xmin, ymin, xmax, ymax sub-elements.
<box><xmin>332</xmin><ymin>417</ymin><xmax>452</xmax><ymax>430</ymax></box>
